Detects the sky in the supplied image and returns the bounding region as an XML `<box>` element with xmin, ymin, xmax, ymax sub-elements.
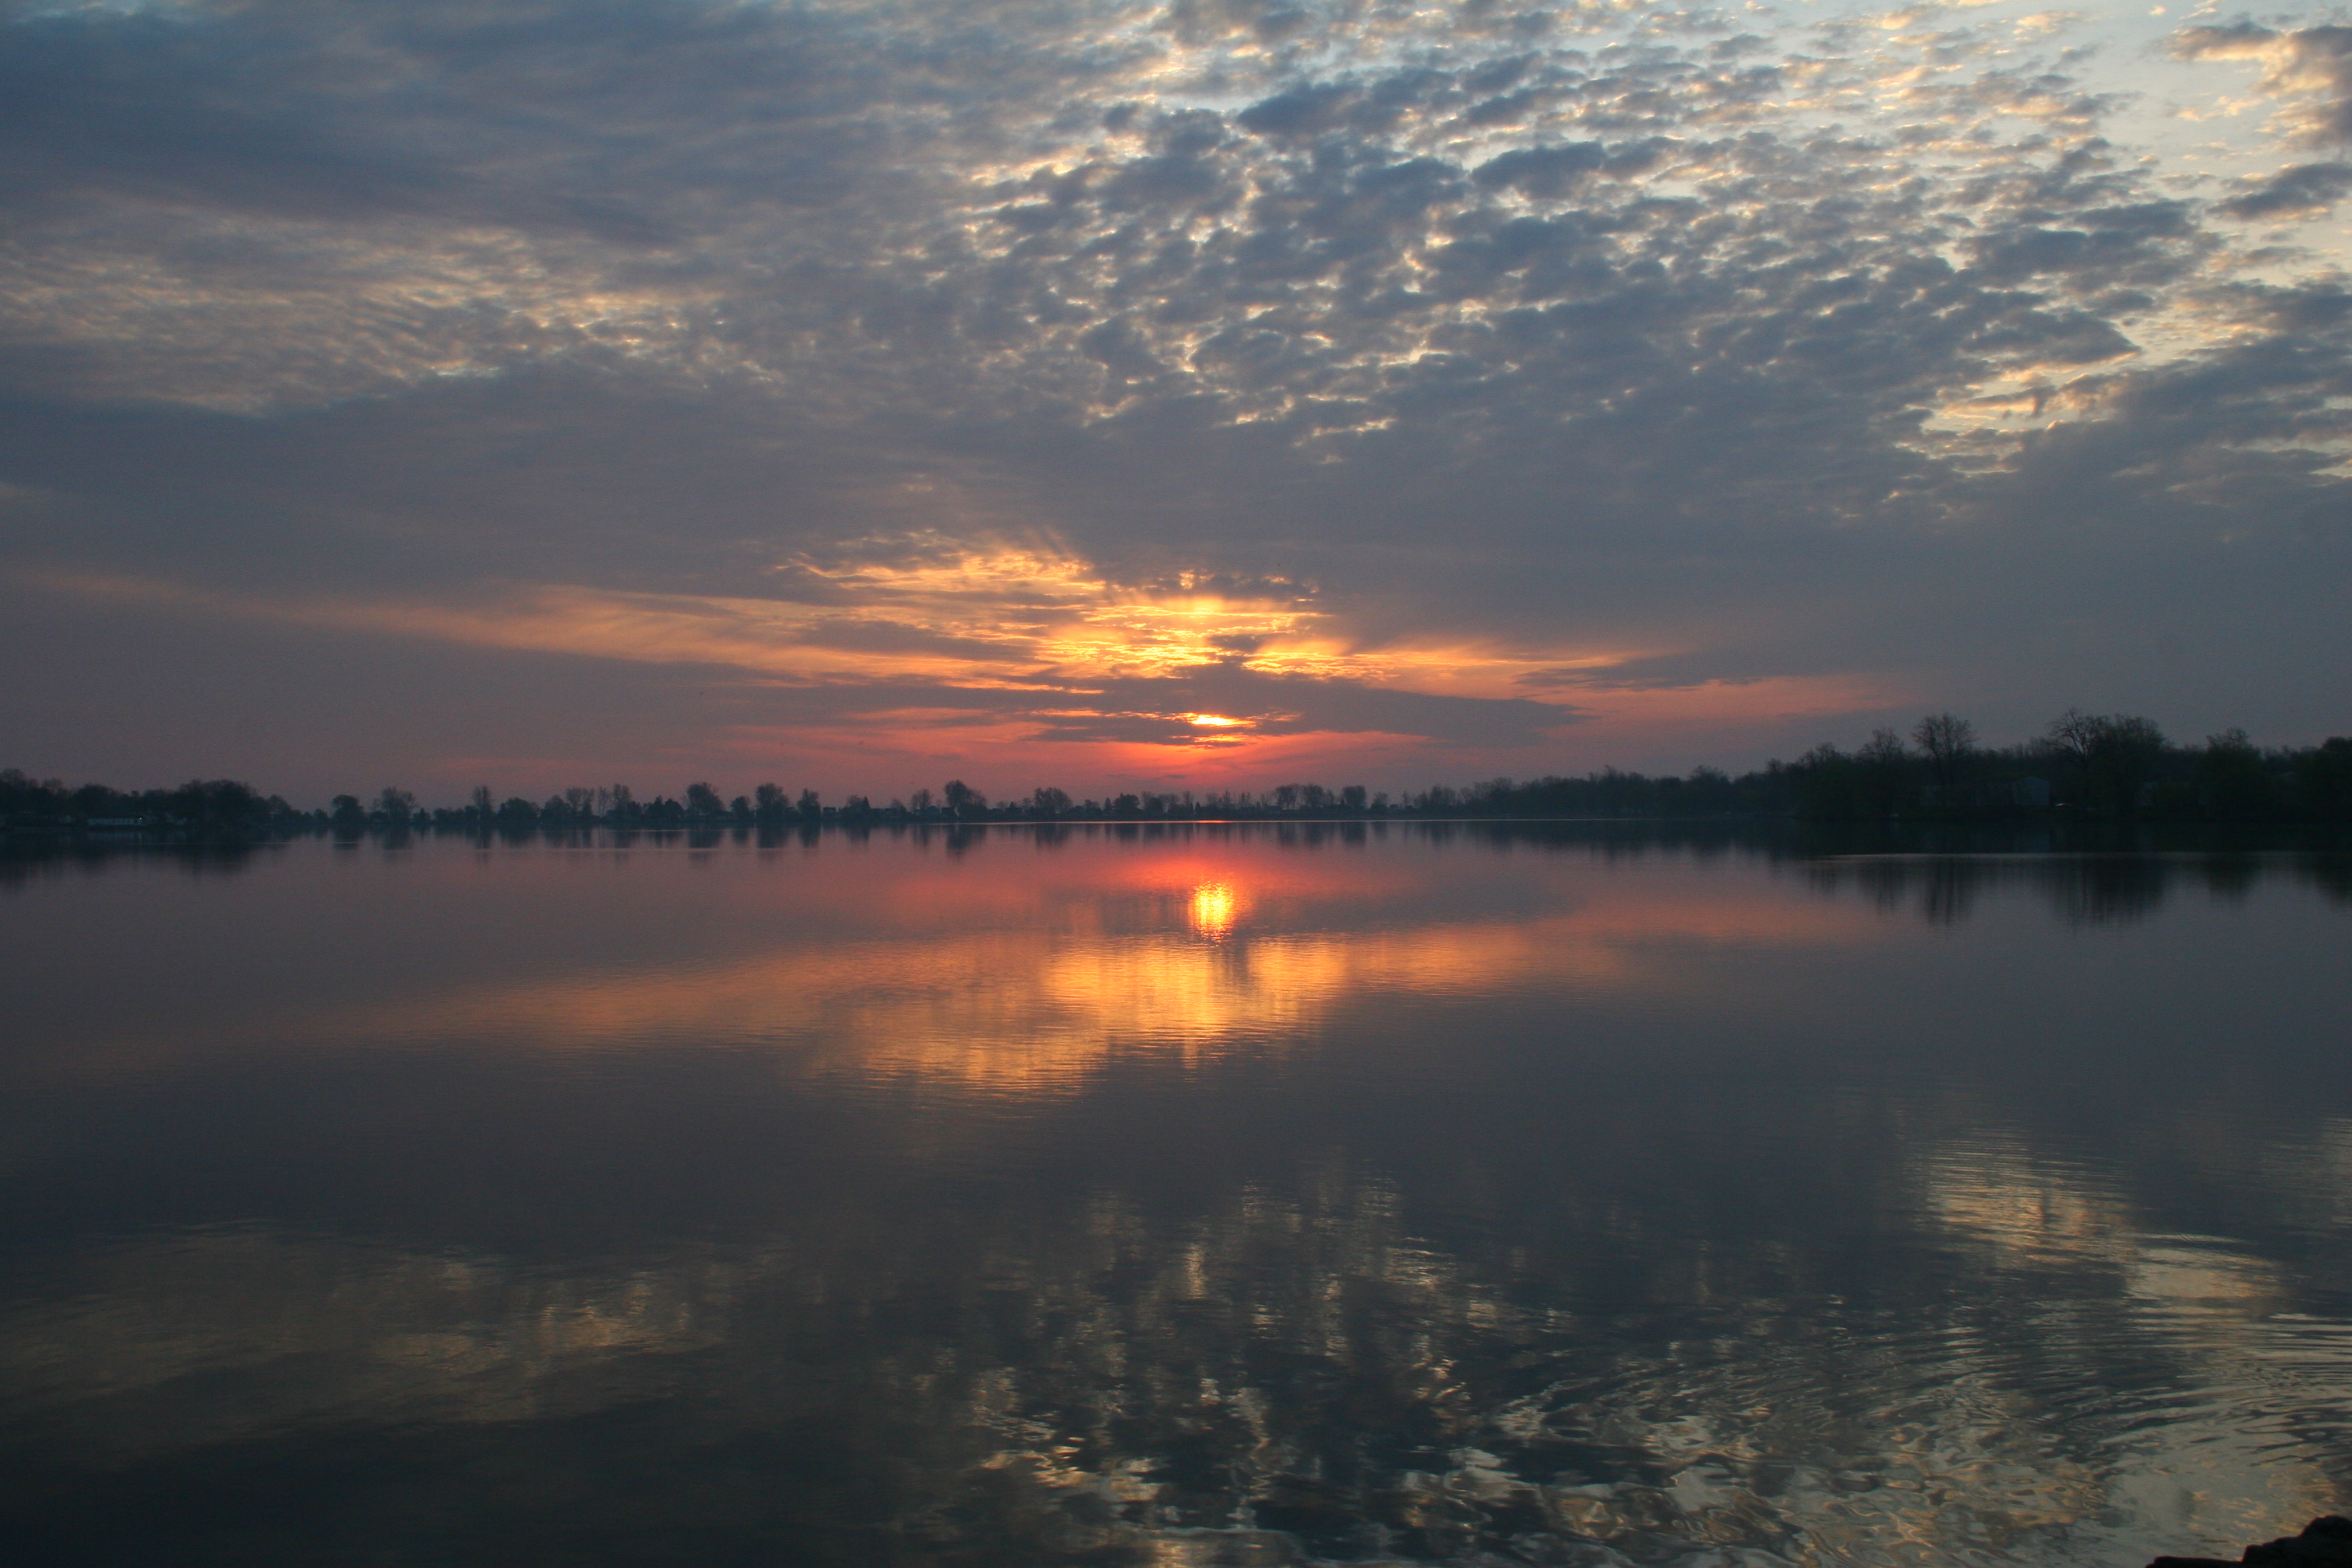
<box><xmin>3</xmin><ymin>0</ymin><xmax>2349</xmax><ymax>805</ymax></box>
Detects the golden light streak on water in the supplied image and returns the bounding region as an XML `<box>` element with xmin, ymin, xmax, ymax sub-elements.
<box><xmin>27</xmin><ymin>848</ymin><xmax>1893</xmax><ymax>1091</ymax></box>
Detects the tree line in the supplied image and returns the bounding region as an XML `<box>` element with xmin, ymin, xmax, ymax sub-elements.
<box><xmin>1428</xmin><ymin>712</ymin><xmax>2351</xmax><ymax>822</ymax></box>
<box><xmin>7</xmin><ymin>711</ymin><xmax>2351</xmax><ymax>837</ymax></box>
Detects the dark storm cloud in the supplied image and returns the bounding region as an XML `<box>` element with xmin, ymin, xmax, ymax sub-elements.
<box><xmin>1</xmin><ymin>0</ymin><xmax>2348</xmax><ymax>787</ymax></box>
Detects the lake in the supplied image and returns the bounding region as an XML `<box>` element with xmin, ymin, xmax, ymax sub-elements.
<box><xmin>1</xmin><ymin>824</ymin><xmax>2347</xmax><ymax>1566</ymax></box>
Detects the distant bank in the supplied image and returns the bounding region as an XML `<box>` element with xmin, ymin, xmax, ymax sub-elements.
<box><xmin>8</xmin><ymin>709</ymin><xmax>2352</xmax><ymax>836</ymax></box>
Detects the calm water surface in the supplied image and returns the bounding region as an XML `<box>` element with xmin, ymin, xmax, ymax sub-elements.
<box><xmin>1</xmin><ymin>826</ymin><xmax>2347</xmax><ymax>1566</ymax></box>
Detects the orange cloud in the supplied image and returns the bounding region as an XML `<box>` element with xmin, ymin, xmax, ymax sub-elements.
<box><xmin>16</xmin><ymin>559</ymin><xmax>1899</xmax><ymax>786</ymax></box>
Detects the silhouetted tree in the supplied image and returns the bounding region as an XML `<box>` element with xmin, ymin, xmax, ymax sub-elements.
<box><xmin>942</xmin><ymin>779</ymin><xmax>985</xmax><ymax>820</ymax></box>
<box><xmin>66</xmin><ymin>781</ymin><xmax>119</xmax><ymax>821</ymax></box>
<box><xmin>2194</xmin><ymin>729</ymin><xmax>2280</xmax><ymax>818</ymax></box>
<box><xmin>2046</xmin><ymin>709</ymin><xmax>2166</xmax><ymax>812</ymax></box>
<box><xmin>31</xmin><ymin>699</ymin><xmax>2347</xmax><ymax>846</ymax></box>
<box><xmin>374</xmin><ymin>787</ymin><xmax>418</xmax><ymax>828</ymax></box>
<box><xmin>0</xmin><ymin>769</ymin><xmax>62</xmax><ymax>821</ymax></box>
<box><xmin>1912</xmin><ymin>714</ymin><xmax>1976</xmax><ymax>802</ymax></box>
<box><xmin>154</xmin><ymin>779</ymin><xmax>266</xmax><ymax>828</ymax></box>
<box><xmin>1790</xmin><ymin>744</ymin><xmax>1860</xmax><ymax>820</ymax></box>
<box><xmin>2296</xmin><ymin>738</ymin><xmax>2352</xmax><ymax>819</ymax></box>
<box><xmin>1856</xmin><ymin>728</ymin><xmax>1913</xmax><ymax>817</ymax></box>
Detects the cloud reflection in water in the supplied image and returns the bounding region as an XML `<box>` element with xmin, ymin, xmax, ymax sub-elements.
<box><xmin>0</xmin><ymin>830</ymin><xmax>2347</xmax><ymax>1565</ymax></box>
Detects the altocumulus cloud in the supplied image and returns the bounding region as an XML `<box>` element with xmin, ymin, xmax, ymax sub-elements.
<box><xmin>1</xmin><ymin>0</ymin><xmax>2347</xmax><ymax>797</ymax></box>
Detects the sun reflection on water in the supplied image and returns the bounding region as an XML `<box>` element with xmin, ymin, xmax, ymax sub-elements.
<box><xmin>45</xmin><ymin>846</ymin><xmax>1892</xmax><ymax>1094</ymax></box>
<box><xmin>1188</xmin><ymin>881</ymin><xmax>1237</xmax><ymax>939</ymax></box>
<box><xmin>7</xmin><ymin>834</ymin><xmax>2352</xmax><ymax>1566</ymax></box>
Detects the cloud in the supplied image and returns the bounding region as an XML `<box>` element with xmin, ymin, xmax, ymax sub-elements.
<box><xmin>2216</xmin><ymin>162</ymin><xmax>2352</xmax><ymax>221</ymax></box>
<box><xmin>15</xmin><ymin>542</ymin><xmax>1591</xmax><ymax>757</ymax></box>
<box><xmin>0</xmin><ymin>0</ymin><xmax>2347</xmax><ymax>794</ymax></box>
<box><xmin>2171</xmin><ymin>24</ymin><xmax>2352</xmax><ymax>147</ymax></box>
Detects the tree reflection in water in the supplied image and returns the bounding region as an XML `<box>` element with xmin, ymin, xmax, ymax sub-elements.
<box><xmin>1804</xmin><ymin>850</ymin><xmax>2352</xmax><ymax>929</ymax></box>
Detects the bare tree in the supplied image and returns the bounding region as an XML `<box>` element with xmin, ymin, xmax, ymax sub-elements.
<box><xmin>1857</xmin><ymin>729</ymin><xmax>1912</xmax><ymax>816</ymax></box>
<box><xmin>2045</xmin><ymin>709</ymin><xmax>2167</xmax><ymax>811</ymax></box>
<box><xmin>1911</xmin><ymin>714</ymin><xmax>1977</xmax><ymax>799</ymax></box>
<box><xmin>469</xmin><ymin>784</ymin><xmax>495</xmax><ymax>821</ymax></box>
